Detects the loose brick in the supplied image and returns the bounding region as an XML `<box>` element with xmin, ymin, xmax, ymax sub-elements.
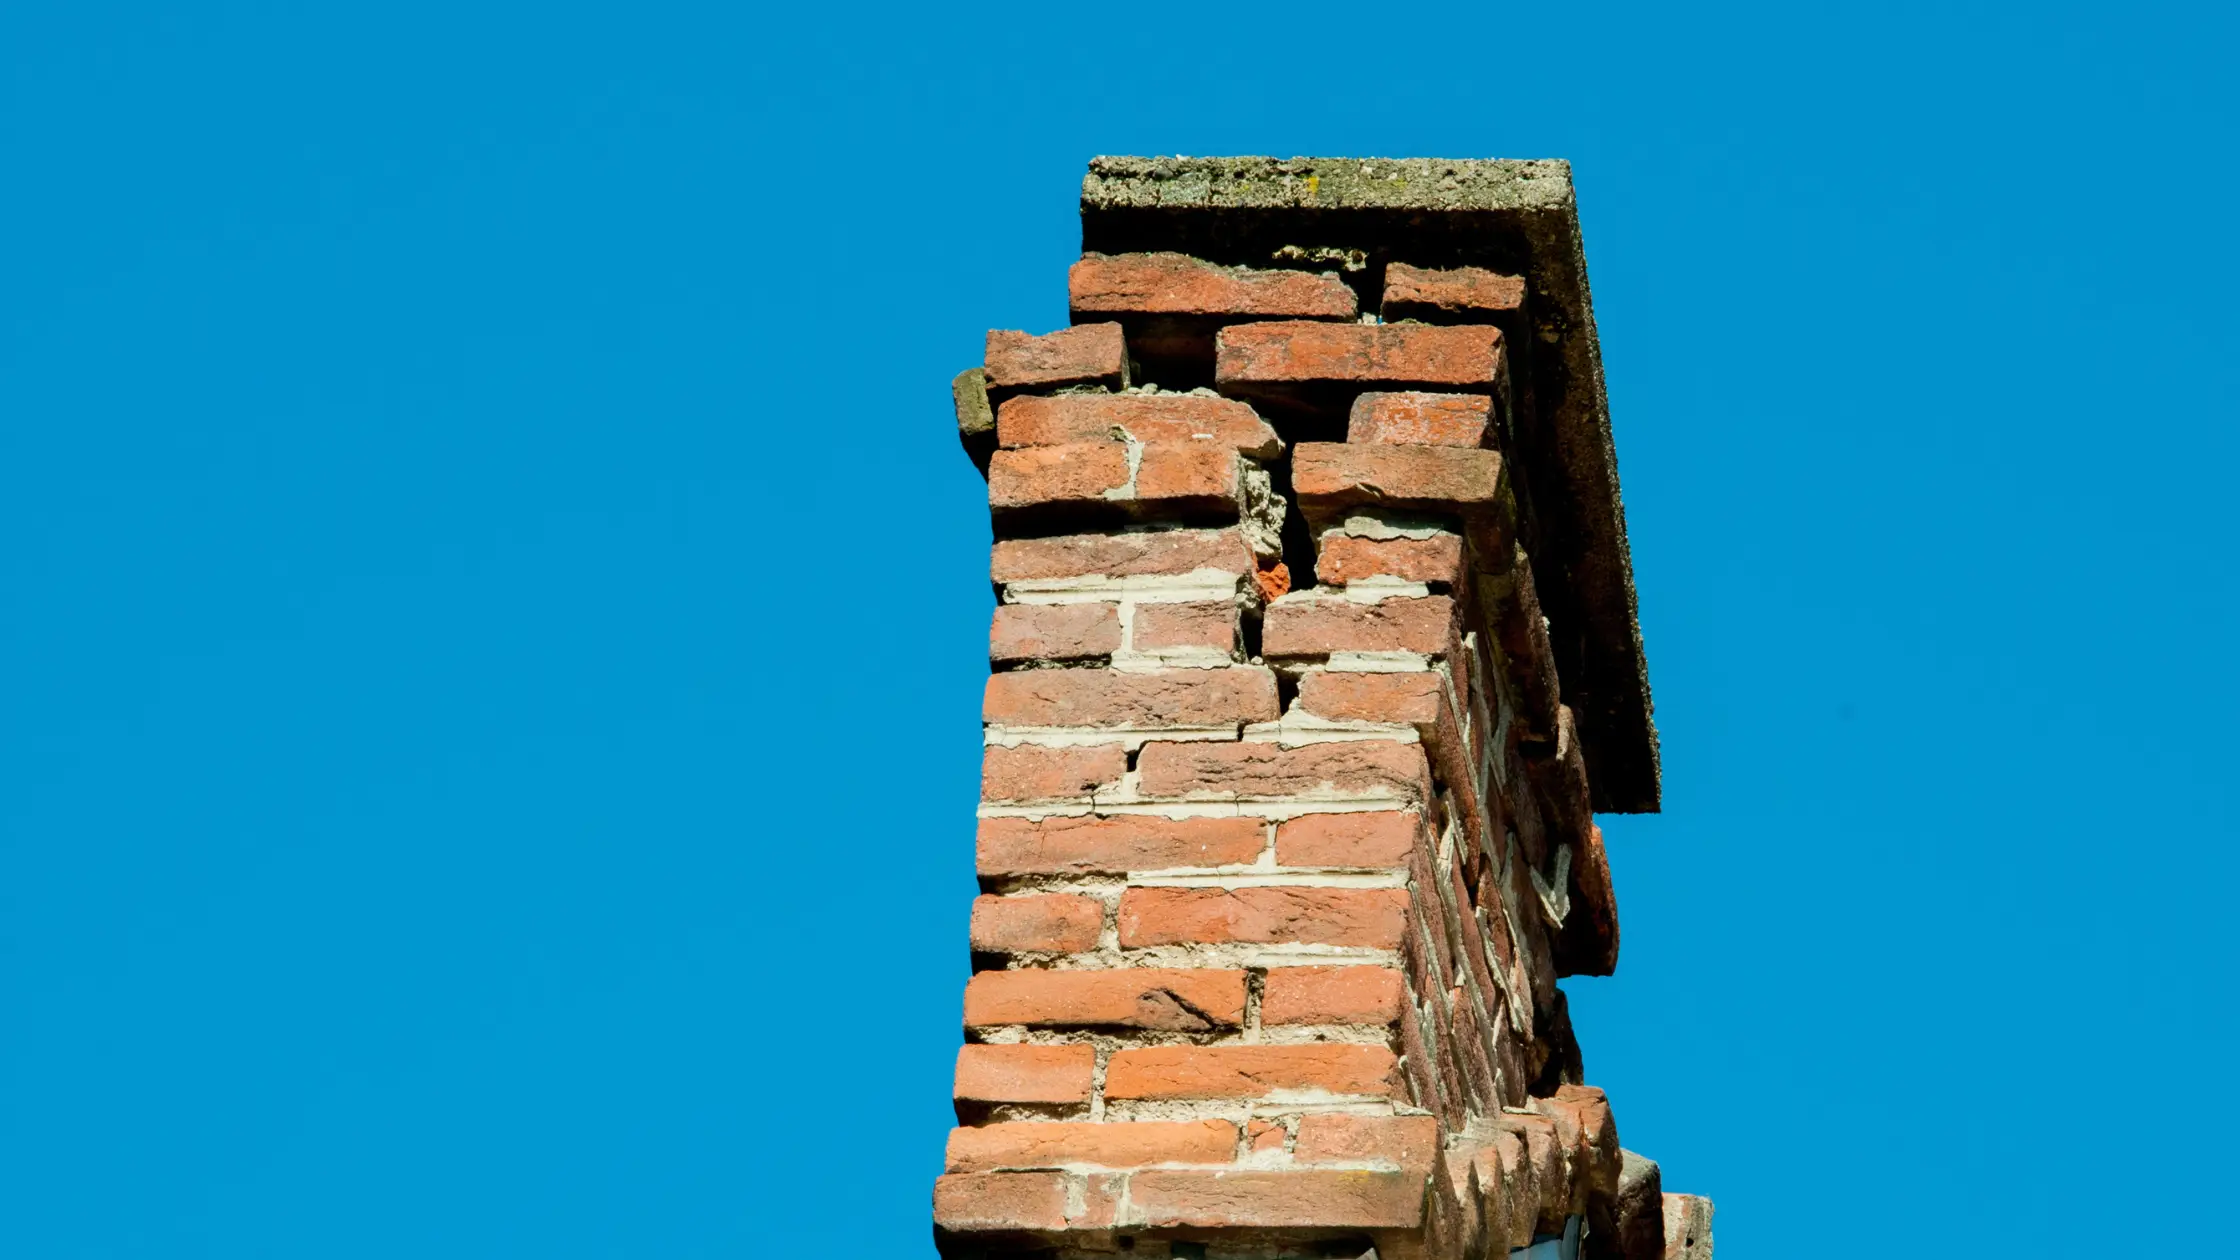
<box><xmin>990</xmin><ymin>603</ymin><xmax>1122</xmax><ymax>664</ymax></box>
<box><xmin>1129</xmin><ymin>600</ymin><xmax>1239</xmax><ymax>653</ymax></box>
<box><xmin>962</xmin><ymin>967</ymin><xmax>1246</xmax><ymax>1030</ymax></box>
<box><xmin>1128</xmin><ymin>1168</ymin><xmax>1425</xmax><ymax>1230</ymax></box>
<box><xmin>1136</xmin><ymin>739</ymin><xmax>1432</xmax><ymax>802</ymax></box>
<box><xmin>1315</xmin><ymin>531</ymin><xmax>1466</xmax><ymax>587</ymax></box>
<box><xmin>1103</xmin><ymin>1044</ymin><xmax>1398</xmax><ymax>1099</ymax></box>
<box><xmin>1263</xmin><ymin>594</ymin><xmax>1455</xmax><ymax>658</ymax></box>
<box><xmin>980</xmin><ymin>743</ymin><xmax>1126</xmax><ymax>803</ymax></box>
<box><xmin>1274</xmin><ymin>810</ymin><xmax>1420</xmax><ymax>868</ymax></box>
<box><xmin>991</xmin><ymin>527</ymin><xmax>1254</xmax><ymax>585</ymax></box>
<box><xmin>944</xmin><ymin>1120</ymin><xmax>1237</xmax><ymax>1173</ymax></box>
<box><xmin>1071</xmin><ymin>253</ymin><xmax>1356</xmax><ymax>320</ymax></box>
<box><xmin>1293</xmin><ymin>1113</ymin><xmax>1440</xmax><ymax>1168</ymax></box>
<box><xmin>1117</xmin><ymin>886</ymin><xmax>1408</xmax><ymax>949</ymax></box>
<box><xmin>984</xmin><ymin>324</ymin><xmax>1128</xmax><ymax>392</ymax></box>
<box><xmin>1381</xmin><ymin>262</ymin><xmax>1527</xmax><ymax>322</ymax></box>
<box><xmin>970</xmin><ymin>894</ymin><xmax>1105</xmax><ymax>954</ymax></box>
<box><xmin>955</xmin><ymin>366</ymin><xmax>995</xmax><ymax>470</ymax></box>
<box><xmin>1259</xmin><ymin>965</ymin><xmax>1405</xmax><ymax>1026</ymax></box>
<box><xmin>954</xmin><ymin>1043</ymin><xmax>1095</xmax><ymax>1105</ymax></box>
<box><xmin>998</xmin><ymin>393</ymin><xmax>1282</xmax><ymax>458</ymax></box>
<box><xmin>983</xmin><ymin>665</ymin><xmax>1277</xmax><ymax>729</ymax></box>
<box><xmin>977</xmin><ymin>814</ymin><xmax>1266</xmax><ymax>876</ymax></box>
<box><xmin>1215</xmin><ymin>322</ymin><xmax>1503</xmax><ymax>387</ymax></box>
<box><xmin>1347</xmin><ymin>391</ymin><xmax>1494</xmax><ymax>447</ymax></box>
<box><xmin>932</xmin><ymin>1171</ymin><xmax>1072</xmax><ymax>1232</ymax></box>
<box><xmin>1292</xmin><ymin>442</ymin><xmax>1510</xmax><ymax>523</ymax></box>
<box><xmin>988</xmin><ymin>442</ymin><xmax>1130</xmax><ymax>508</ymax></box>
<box><xmin>1296</xmin><ymin>670</ymin><xmax>1444</xmax><ymax>727</ymax></box>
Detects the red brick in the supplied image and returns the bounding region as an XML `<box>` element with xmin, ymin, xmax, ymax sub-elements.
<box><xmin>1129</xmin><ymin>600</ymin><xmax>1238</xmax><ymax>653</ymax></box>
<box><xmin>970</xmin><ymin>894</ymin><xmax>1105</xmax><ymax>954</ymax></box>
<box><xmin>962</xmin><ymin>968</ymin><xmax>1246</xmax><ymax>1031</ymax></box>
<box><xmin>991</xmin><ymin>528</ymin><xmax>1256</xmax><ymax>585</ymax></box>
<box><xmin>1262</xmin><ymin>594</ymin><xmax>1456</xmax><ymax>658</ymax></box>
<box><xmin>983</xmin><ymin>665</ymin><xmax>1277</xmax><ymax>729</ymax></box>
<box><xmin>976</xmin><ymin>814</ymin><xmax>1265</xmax><ymax>876</ymax></box>
<box><xmin>989</xmin><ymin>603</ymin><xmax>1121</xmax><ymax>663</ymax></box>
<box><xmin>1296</xmin><ymin>670</ymin><xmax>1444</xmax><ymax>727</ymax></box>
<box><xmin>953</xmin><ymin>1043</ymin><xmax>1095</xmax><ymax>1105</ymax></box>
<box><xmin>1294</xmin><ymin>1113</ymin><xmax>1440</xmax><ymax>1169</ymax></box>
<box><xmin>988</xmin><ymin>442</ymin><xmax>1129</xmax><ymax>508</ymax></box>
<box><xmin>1274</xmin><ymin>810</ymin><xmax>1421</xmax><ymax>868</ymax></box>
<box><xmin>998</xmin><ymin>392</ymin><xmax>1281</xmax><ymax>458</ymax></box>
<box><xmin>1259</xmin><ymin>965</ymin><xmax>1405</xmax><ymax>1026</ymax></box>
<box><xmin>1136</xmin><ymin>739</ymin><xmax>1432</xmax><ymax>802</ymax></box>
<box><xmin>984</xmin><ymin>324</ymin><xmax>1128</xmax><ymax>392</ymax></box>
<box><xmin>1315</xmin><ymin>532</ymin><xmax>1466</xmax><ymax>586</ymax></box>
<box><xmin>1103</xmin><ymin>1044</ymin><xmax>1398</xmax><ymax>1099</ymax></box>
<box><xmin>932</xmin><ymin>1171</ymin><xmax>1072</xmax><ymax>1232</ymax></box>
<box><xmin>1247</xmin><ymin>1118</ymin><xmax>1286</xmax><ymax>1153</ymax></box>
<box><xmin>1127</xmin><ymin>1168</ymin><xmax>1425</xmax><ymax>1230</ymax></box>
<box><xmin>1347</xmin><ymin>391</ymin><xmax>1494</xmax><ymax>447</ymax></box>
<box><xmin>1292</xmin><ymin>442</ymin><xmax>1509</xmax><ymax>520</ymax></box>
<box><xmin>980</xmin><ymin>743</ymin><xmax>1125</xmax><ymax>802</ymax></box>
<box><xmin>1381</xmin><ymin>262</ymin><xmax>1527</xmax><ymax>321</ymax></box>
<box><xmin>944</xmin><ymin>1120</ymin><xmax>1237</xmax><ymax>1173</ymax></box>
<box><xmin>1547</xmin><ymin>1083</ymin><xmax>1622</xmax><ymax>1200</ymax></box>
<box><xmin>1215</xmin><ymin>322</ymin><xmax>1503</xmax><ymax>387</ymax></box>
<box><xmin>1133</xmin><ymin>441</ymin><xmax>1241</xmax><ymax>505</ymax></box>
<box><xmin>1071</xmin><ymin>253</ymin><xmax>1356</xmax><ymax>320</ymax></box>
<box><xmin>1117</xmin><ymin>886</ymin><xmax>1408</xmax><ymax>948</ymax></box>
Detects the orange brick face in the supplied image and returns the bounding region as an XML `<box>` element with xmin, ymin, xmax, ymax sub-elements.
<box><xmin>976</xmin><ymin>814</ymin><xmax>1265</xmax><ymax>876</ymax></box>
<box><xmin>962</xmin><ymin>968</ymin><xmax>1247</xmax><ymax>1031</ymax></box>
<box><xmin>984</xmin><ymin>323</ymin><xmax>1127</xmax><ymax>391</ymax></box>
<box><xmin>991</xmin><ymin>527</ymin><xmax>1254</xmax><ymax>584</ymax></box>
<box><xmin>1135</xmin><ymin>738</ymin><xmax>1432</xmax><ymax>801</ymax></box>
<box><xmin>1348</xmin><ymin>391</ymin><xmax>1495</xmax><ymax>447</ymax></box>
<box><xmin>1116</xmin><ymin>886</ymin><xmax>1409</xmax><ymax>948</ymax></box>
<box><xmin>989</xmin><ymin>603</ymin><xmax>1121</xmax><ymax>663</ymax></box>
<box><xmin>1215</xmin><ymin>321</ymin><xmax>1504</xmax><ymax>387</ymax></box>
<box><xmin>1259</xmin><ymin>965</ymin><xmax>1406</xmax><ymax>1026</ymax></box>
<box><xmin>969</xmin><ymin>894</ymin><xmax>1105</xmax><ymax>954</ymax></box>
<box><xmin>999</xmin><ymin>392</ymin><xmax>1281</xmax><ymax>457</ymax></box>
<box><xmin>1274</xmin><ymin>810</ymin><xmax>1421</xmax><ymax>868</ymax></box>
<box><xmin>979</xmin><ymin>743</ymin><xmax>1125</xmax><ymax>803</ymax></box>
<box><xmin>983</xmin><ymin>666</ymin><xmax>1278</xmax><ymax>729</ymax></box>
<box><xmin>1314</xmin><ymin>532</ymin><xmax>1467</xmax><ymax>586</ymax></box>
<box><xmin>952</xmin><ymin>1044</ymin><xmax>1094</xmax><ymax>1105</ymax></box>
<box><xmin>1103</xmin><ymin>1044</ymin><xmax>1398</xmax><ymax>1100</ymax></box>
<box><xmin>1262</xmin><ymin>594</ymin><xmax>1456</xmax><ymax>658</ymax></box>
<box><xmin>1071</xmin><ymin>252</ymin><xmax>1356</xmax><ymax>320</ymax></box>
<box><xmin>944</xmin><ymin>1120</ymin><xmax>1238</xmax><ymax>1173</ymax></box>
<box><xmin>1130</xmin><ymin>600</ymin><xmax>1239</xmax><ymax>652</ymax></box>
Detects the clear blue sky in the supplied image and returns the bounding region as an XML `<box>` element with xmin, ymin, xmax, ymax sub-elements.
<box><xmin>3</xmin><ymin>3</ymin><xmax>2233</xmax><ymax>1256</ymax></box>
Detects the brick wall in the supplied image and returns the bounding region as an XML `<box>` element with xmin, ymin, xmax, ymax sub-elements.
<box><xmin>935</xmin><ymin>159</ymin><xmax>1708</xmax><ymax>1260</ymax></box>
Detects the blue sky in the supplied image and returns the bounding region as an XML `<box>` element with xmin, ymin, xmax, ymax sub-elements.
<box><xmin>3</xmin><ymin>2</ymin><xmax>2233</xmax><ymax>1256</ymax></box>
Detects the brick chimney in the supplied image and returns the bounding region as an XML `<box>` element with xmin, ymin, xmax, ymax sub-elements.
<box><xmin>935</xmin><ymin>157</ymin><xmax>1711</xmax><ymax>1260</ymax></box>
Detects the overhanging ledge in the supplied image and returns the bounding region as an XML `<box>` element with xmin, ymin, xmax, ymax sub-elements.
<box><xmin>1079</xmin><ymin>155</ymin><xmax>1659</xmax><ymax>813</ymax></box>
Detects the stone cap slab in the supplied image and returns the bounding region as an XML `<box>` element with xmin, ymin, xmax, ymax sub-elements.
<box><xmin>1081</xmin><ymin>156</ymin><xmax>1659</xmax><ymax>813</ymax></box>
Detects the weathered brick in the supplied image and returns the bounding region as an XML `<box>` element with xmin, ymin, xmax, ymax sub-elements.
<box><xmin>1381</xmin><ymin>262</ymin><xmax>1527</xmax><ymax>322</ymax></box>
<box><xmin>1263</xmin><ymin>594</ymin><xmax>1456</xmax><ymax>658</ymax></box>
<box><xmin>977</xmin><ymin>814</ymin><xmax>1265</xmax><ymax>876</ymax></box>
<box><xmin>985</xmin><ymin>324</ymin><xmax>1128</xmax><ymax>392</ymax></box>
<box><xmin>1348</xmin><ymin>391</ymin><xmax>1494</xmax><ymax>447</ymax></box>
<box><xmin>955</xmin><ymin>366</ymin><xmax>996</xmax><ymax>470</ymax></box>
<box><xmin>998</xmin><ymin>392</ymin><xmax>1281</xmax><ymax>458</ymax></box>
<box><xmin>1315</xmin><ymin>531</ymin><xmax>1466</xmax><ymax>587</ymax></box>
<box><xmin>1247</xmin><ymin>1118</ymin><xmax>1285</xmax><ymax>1153</ymax></box>
<box><xmin>991</xmin><ymin>527</ymin><xmax>1255</xmax><ymax>585</ymax></box>
<box><xmin>1296</xmin><ymin>670</ymin><xmax>1444</xmax><ymax>727</ymax></box>
<box><xmin>1117</xmin><ymin>886</ymin><xmax>1408</xmax><ymax>948</ymax></box>
<box><xmin>1293</xmin><ymin>1113</ymin><xmax>1440</xmax><ymax>1168</ymax></box>
<box><xmin>970</xmin><ymin>894</ymin><xmax>1105</xmax><ymax>954</ymax></box>
<box><xmin>1129</xmin><ymin>600</ymin><xmax>1238</xmax><ymax>653</ymax></box>
<box><xmin>1664</xmin><ymin>1193</ymin><xmax>1715</xmax><ymax>1260</ymax></box>
<box><xmin>1547</xmin><ymin>1082</ymin><xmax>1622</xmax><ymax>1201</ymax></box>
<box><xmin>1127</xmin><ymin>1168</ymin><xmax>1425</xmax><ymax>1230</ymax></box>
<box><xmin>1215</xmin><ymin>322</ymin><xmax>1503</xmax><ymax>388</ymax></box>
<box><xmin>1292</xmin><ymin>442</ymin><xmax>1510</xmax><ymax>525</ymax></box>
<box><xmin>932</xmin><ymin>1171</ymin><xmax>1072</xmax><ymax>1232</ymax></box>
<box><xmin>1136</xmin><ymin>739</ymin><xmax>1432</xmax><ymax>802</ymax></box>
<box><xmin>1072</xmin><ymin>253</ymin><xmax>1356</xmax><ymax>320</ymax></box>
<box><xmin>1103</xmin><ymin>1044</ymin><xmax>1397</xmax><ymax>1099</ymax></box>
<box><xmin>988</xmin><ymin>441</ymin><xmax>1244</xmax><ymax>522</ymax></box>
<box><xmin>1259</xmin><ymin>965</ymin><xmax>1405</xmax><ymax>1026</ymax></box>
<box><xmin>980</xmin><ymin>743</ymin><xmax>1126</xmax><ymax>803</ymax></box>
<box><xmin>988</xmin><ymin>442</ymin><xmax>1130</xmax><ymax>508</ymax></box>
<box><xmin>962</xmin><ymin>968</ymin><xmax>1247</xmax><ymax>1030</ymax></box>
<box><xmin>990</xmin><ymin>603</ymin><xmax>1122</xmax><ymax>664</ymax></box>
<box><xmin>944</xmin><ymin>1119</ymin><xmax>1237</xmax><ymax>1173</ymax></box>
<box><xmin>1274</xmin><ymin>810</ymin><xmax>1420</xmax><ymax>868</ymax></box>
<box><xmin>983</xmin><ymin>665</ymin><xmax>1278</xmax><ymax>729</ymax></box>
<box><xmin>1134</xmin><ymin>442</ymin><xmax>1242</xmax><ymax>505</ymax></box>
<box><xmin>954</xmin><ymin>1043</ymin><xmax>1095</xmax><ymax>1105</ymax></box>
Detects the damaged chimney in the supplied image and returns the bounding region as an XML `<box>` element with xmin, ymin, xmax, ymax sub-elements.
<box><xmin>935</xmin><ymin>157</ymin><xmax>1710</xmax><ymax>1260</ymax></box>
